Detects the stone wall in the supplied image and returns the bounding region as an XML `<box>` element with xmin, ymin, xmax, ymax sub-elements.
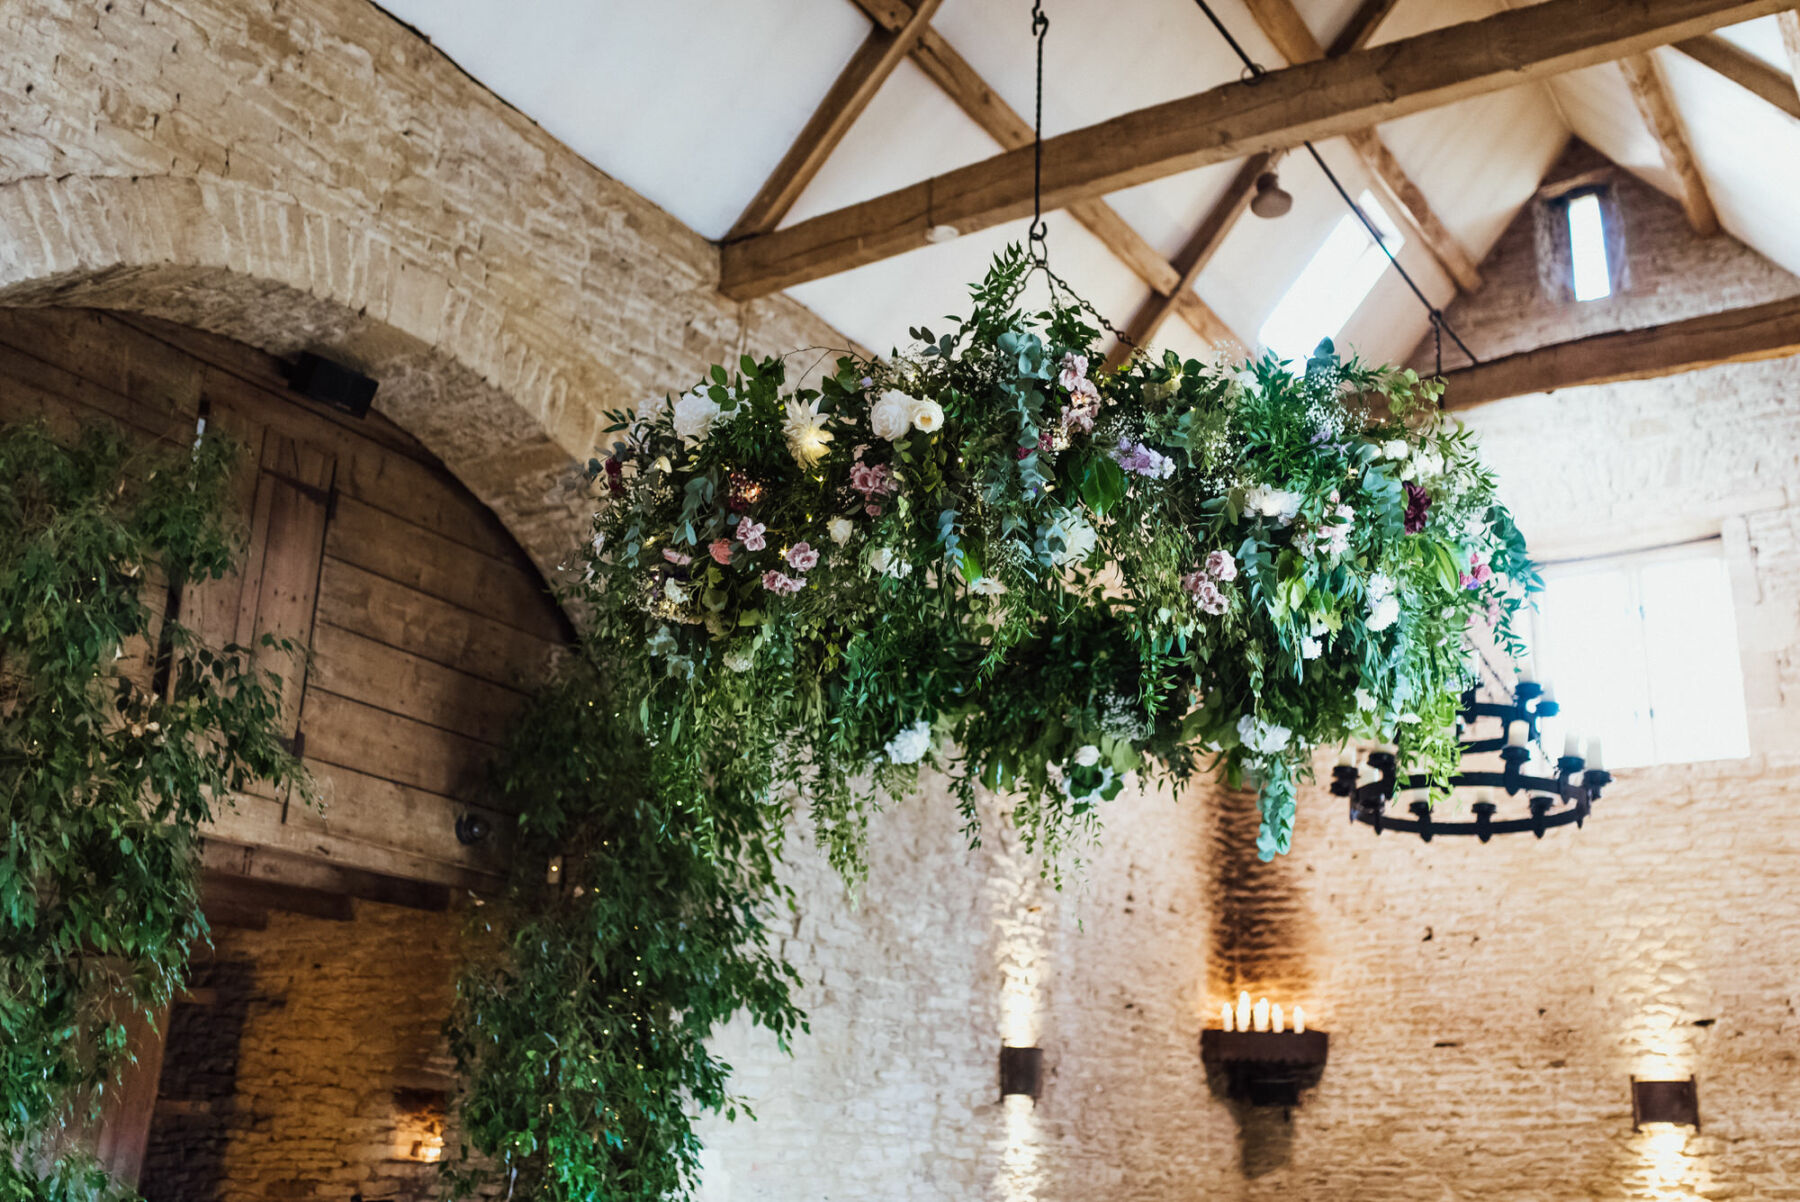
<box><xmin>141</xmin><ymin>903</ymin><xmax>464</xmax><ymax>1202</ymax></box>
<box><xmin>0</xmin><ymin>0</ymin><xmax>854</xmax><ymax>577</ymax></box>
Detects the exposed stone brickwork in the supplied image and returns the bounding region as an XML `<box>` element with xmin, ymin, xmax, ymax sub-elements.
<box><xmin>0</xmin><ymin>0</ymin><xmax>854</xmax><ymax>579</ymax></box>
<box><xmin>140</xmin><ymin>903</ymin><xmax>466</xmax><ymax>1202</ymax></box>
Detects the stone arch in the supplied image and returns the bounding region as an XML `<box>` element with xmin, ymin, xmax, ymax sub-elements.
<box><xmin>0</xmin><ymin>174</ymin><xmax>604</xmax><ymax>575</ymax></box>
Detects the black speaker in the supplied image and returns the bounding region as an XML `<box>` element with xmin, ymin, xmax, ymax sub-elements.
<box><xmin>288</xmin><ymin>351</ymin><xmax>378</xmax><ymax>417</ymax></box>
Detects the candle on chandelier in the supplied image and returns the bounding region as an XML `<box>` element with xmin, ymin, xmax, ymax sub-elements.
<box><xmin>1336</xmin><ymin>745</ymin><xmax>1356</xmax><ymax>767</ymax></box>
<box><xmin>1587</xmin><ymin>737</ymin><xmax>1606</xmax><ymax>771</ymax></box>
<box><xmin>1236</xmin><ymin>990</ymin><xmax>1252</xmax><ymax>1033</ymax></box>
<box><xmin>1272</xmin><ymin>1003</ymin><xmax>1286</xmax><ymax>1034</ymax></box>
<box><xmin>1252</xmin><ymin>997</ymin><xmax>1271</xmax><ymax>1033</ymax></box>
<box><xmin>1563</xmin><ymin>731</ymin><xmax>1581</xmax><ymax>759</ymax></box>
<box><xmin>1541</xmin><ymin>683</ymin><xmax>1557</xmax><ymax>704</ymax></box>
<box><xmin>1506</xmin><ymin>721</ymin><xmax>1527</xmax><ymax>747</ymax></box>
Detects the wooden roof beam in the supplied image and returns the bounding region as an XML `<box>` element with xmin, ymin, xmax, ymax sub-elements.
<box><xmin>1670</xmin><ymin>31</ymin><xmax>1800</xmax><ymax>119</ymax></box>
<box><xmin>1440</xmin><ymin>293</ymin><xmax>1800</xmax><ymax>409</ymax></box>
<box><xmin>1244</xmin><ymin>0</ymin><xmax>1483</xmax><ymax>292</ymax></box>
<box><xmin>1782</xmin><ymin>10</ymin><xmax>1800</xmax><ymax>105</ymax></box>
<box><xmin>722</xmin><ymin>0</ymin><xmax>1784</xmax><ymax>299</ymax></box>
<box><xmin>847</xmin><ymin>0</ymin><xmax>1243</xmax><ymax>348</ymax></box>
<box><xmin>728</xmin><ymin>0</ymin><xmax>943</xmax><ymax>238</ymax></box>
<box><xmin>1619</xmin><ymin>52</ymin><xmax>1721</xmax><ymax>235</ymax></box>
<box><xmin>1105</xmin><ymin>0</ymin><xmax>1400</xmax><ymax>366</ymax></box>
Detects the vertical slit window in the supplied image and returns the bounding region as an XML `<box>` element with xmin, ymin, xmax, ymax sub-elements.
<box><xmin>1567</xmin><ymin>190</ymin><xmax>1612</xmax><ymax>302</ymax></box>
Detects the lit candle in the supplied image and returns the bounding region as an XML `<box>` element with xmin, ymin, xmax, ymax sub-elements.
<box><xmin>1236</xmin><ymin>990</ymin><xmax>1252</xmax><ymax>1033</ymax></box>
<box><xmin>1506</xmin><ymin>721</ymin><xmax>1527</xmax><ymax>748</ymax></box>
<box><xmin>1587</xmin><ymin>737</ymin><xmax>1605</xmax><ymax>771</ymax></box>
<box><xmin>1222</xmin><ymin>1002</ymin><xmax>1235</xmax><ymax>1032</ymax></box>
<box><xmin>1563</xmin><ymin>731</ymin><xmax>1581</xmax><ymax>760</ymax></box>
<box><xmin>1293</xmin><ymin>1006</ymin><xmax>1306</xmax><ymax>1034</ymax></box>
<box><xmin>1272</xmin><ymin>1003</ymin><xmax>1286</xmax><ymax>1034</ymax></box>
<box><xmin>1336</xmin><ymin>745</ymin><xmax>1356</xmax><ymax>767</ymax></box>
<box><xmin>1517</xmin><ymin>661</ymin><xmax>1537</xmax><ymax>684</ymax></box>
<box><xmin>1252</xmin><ymin>997</ymin><xmax>1271</xmax><ymax>1033</ymax></box>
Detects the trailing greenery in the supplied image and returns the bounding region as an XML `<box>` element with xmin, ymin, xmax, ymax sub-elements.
<box><xmin>447</xmin><ymin>251</ymin><xmax>1536</xmax><ymax>1200</ymax></box>
<box><xmin>0</xmin><ymin>422</ymin><xmax>303</xmax><ymax>1202</ymax></box>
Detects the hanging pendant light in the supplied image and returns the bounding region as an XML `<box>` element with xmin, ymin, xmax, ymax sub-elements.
<box><xmin>1249</xmin><ymin>171</ymin><xmax>1294</xmax><ymax>219</ymax></box>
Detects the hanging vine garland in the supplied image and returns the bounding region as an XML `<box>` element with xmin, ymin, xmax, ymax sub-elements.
<box><xmin>448</xmin><ymin>252</ymin><xmax>1536</xmax><ymax>1199</ymax></box>
<box><xmin>594</xmin><ymin>249</ymin><xmax>1531</xmax><ymax>863</ymax></box>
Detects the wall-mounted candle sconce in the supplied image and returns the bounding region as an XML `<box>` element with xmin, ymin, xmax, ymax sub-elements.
<box><xmin>999</xmin><ymin>1045</ymin><xmax>1044</xmax><ymax>1102</ymax></box>
<box><xmin>1632</xmin><ymin>1076</ymin><xmax>1699</xmax><ymax>1129</ymax></box>
<box><xmin>1201</xmin><ymin>992</ymin><xmax>1327</xmax><ymax>1106</ymax></box>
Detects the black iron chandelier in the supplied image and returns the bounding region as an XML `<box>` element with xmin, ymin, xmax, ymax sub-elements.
<box><xmin>1330</xmin><ymin>675</ymin><xmax>1613</xmax><ymax>842</ymax></box>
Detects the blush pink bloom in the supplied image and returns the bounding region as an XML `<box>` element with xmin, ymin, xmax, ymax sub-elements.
<box><xmin>1460</xmin><ymin>552</ymin><xmax>1494</xmax><ymax>590</ymax></box>
<box><xmin>737</xmin><ymin>518</ymin><xmax>767</xmax><ymax>551</ymax></box>
<box><xmin>1205</xmin><ymin>550</ymin><xmax>1238</xmax><ymax>582</ymax></box>
<box><xmin>708</xmin><ymin>538</ymin><xmax>734</xmax><ymax>566</ymax></box>
<box><xmin>786</xmin><ymin>541</ymin><xmax>820</xmax><ymax>572</ymax></box>
<box><xmin>761</xmin><ymin>570</ymin><xmax>806</xmax><ymax>594</ymax></box>
<box><xmin>1058</xmin><ymin>352</ymin><xmax>1089</xmax><ymax>393</ymax></box>
<box><xmin>1193</xmin><ymin>579</ymin><xmax>1228</xmax><ymax>616</ymax></box>
<box><xmin>866</xmin><ymin>503</ymin><xmax>883</xmax><ymax>517</ymax></box>
<box><xmin>849</xmin><ymin>461</ymin><xmax>894</xmax><ymax>499</ymax></box>
<box><xmin>1182</xmin><ymin>570</ymin><xmax>1208</xmax><ymax>595</ymax></box>
<box><xmin>661</xmin><ymin>546</ymin><xmax>693</xmax><ymax>566</ymax></box>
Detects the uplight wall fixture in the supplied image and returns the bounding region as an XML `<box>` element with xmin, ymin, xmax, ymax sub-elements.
<box><xmin>1331</xmin><ymin>676</ymin><xmax>1612</xmax><ymax>842</ymax></box>
<box><xmin>999</xmin><ymin>1045</ymin><xmax>1044</xmax><ymax>1102</ymax></box>
<box><xmin>1632</xmin><ymin>1076</ymin><xmax>1700</xmax><ymax>1129</ymax></box>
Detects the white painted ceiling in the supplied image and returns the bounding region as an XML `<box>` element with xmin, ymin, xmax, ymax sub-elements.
<box><xmin>375</xmin><ymin>0</ymin><xmax>1800</xmax><ymax>375</ymax></box>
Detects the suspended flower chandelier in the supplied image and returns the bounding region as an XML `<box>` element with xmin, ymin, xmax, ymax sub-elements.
<box><xmin>1331</xmin><ymin>673</ymin><xmax>1612</xmax><ymax>841</ymax></box>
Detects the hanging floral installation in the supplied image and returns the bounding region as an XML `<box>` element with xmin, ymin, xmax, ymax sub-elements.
<box><xmin>446</xmin><ymin>249</ymin><xmax>1535</xmax><ymax>1199</ymax></box>
<box><xmin>589</xmin><ymin>249</ymin><xmax>1531</xmax><ymax>865</ymax></box>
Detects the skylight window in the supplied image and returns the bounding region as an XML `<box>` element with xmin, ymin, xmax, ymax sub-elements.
<box><xmin>1530</xmin><ymin>542</ymin><xmax>1750</xmax><ymax>770</ymax></box>
<box><xmin>1566</xmin><ymin>190</ymin><xmax>1612</xmax><ymax>302</ymax></box>
<box><xmin>1258</xmin><ymin>190</ymin><xmax>1404</xmax><ymax>362</ymax></box>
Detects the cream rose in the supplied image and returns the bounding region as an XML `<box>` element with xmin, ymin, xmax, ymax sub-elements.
<box><xmin>870</xmin><ymin>389</ymin><xmax>915</xmax><ymax>441</ymax></box>
<box><xmin>671</xmin><ymin>387</ymin><xmax>720</xmax><ymax>444</ymax></box>
<box><xmin>908</xmin><ymin>397</ymin><xmax>944</xmax><ymax>434</ymax></box>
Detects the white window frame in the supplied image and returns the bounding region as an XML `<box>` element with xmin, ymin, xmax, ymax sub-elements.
<box><xmin>1530</xmin><ymin>539</ymin><xmax>1750</xmax><ymax>770</ymax></box>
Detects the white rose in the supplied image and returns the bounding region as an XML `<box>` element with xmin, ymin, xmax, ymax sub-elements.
<box><xmin>884</xmin><ymin>720</ymin><xmax>934</xmax><ymax>765</ymax></box>
<box><xmin>870</xmin><ymin>389</ymin><xmax>915</xmax><ymax>441</ymax></box>
<box><xmin>672</xmin><ymin>387</ymin><xmax>721</xmax><ymax>444</ymax></box>
<box><xmin>868</xmin><ymin>546</ymin><xmax>913</xmax><ymax>578</ymax></box>
<box><xmin>1044</xmin><ymin>510</ymin><xmax>1096</xmax><ymax>567</ymax></box>
<box><xmin>1368</xmin><ymin>572</ymin><xmax>1395</xmax><ymax>602</ymax></box>
<box><xmin>1381</xmin><ymin>439</ymin><xmax>1411</xmax><ymax>461</ymax></box>
<box><xmin>1355</xmin><ymin>688</ymin><xmax>1376</xmax><ymax>711</ymax></box>
<box><xmin>908</xmin><ymin>397</ymin><xmax>944</xmax><ymax>434</ymax></box>
<box><xmin>1367</xmin><ymin>594</ymin><xmax>1401</xmax><ymax>632</ymax></box>
<box><xmin>1073</xmin><ymin>744</ymin><xmax>1101</xmax><ymax>768</ymax></box>
<box><xmin>1300</xmin><ymin>635</ymin><xmax>1322</xmax><ymax>660</ymax></box>
<box><xmin>827</xmin><ymin>517</ymin><xmax>855</xmax><ymax>545</ymax></box>
<box><xmin>722</xmin><ymin>647</ymin><xmax>755</xmax><ymax>673</ymax></box>
<box><xmin>1413</xmin><ymin>447</ymin><xmax>1444</xmax><ymax>479</ymax></box>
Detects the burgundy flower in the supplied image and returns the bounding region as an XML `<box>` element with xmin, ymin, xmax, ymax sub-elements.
<box><xmin>1403</xmin><ymin>482</ymin><xmax>1431</xmax><ymax>534</ymax></box>
<box><xmin>603</xmin><ymin>457</ymin><xmax>624</xmax><ymax>496</ymax></box>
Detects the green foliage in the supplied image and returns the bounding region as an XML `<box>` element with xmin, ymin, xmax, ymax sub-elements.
<box><xmin>445</xmin><ymin>660</ymin><xmax>803</xmax><ymax>1202</ymax></box>
<box><xmin>450</xmin><ymin>251</ymin><xmax>1536</xmax><ymax>1199</ymax></box>
<box><xmin>0</xmin><ymin>422</ymin><xmax>304</xmax><ymax>1201</ymax></box>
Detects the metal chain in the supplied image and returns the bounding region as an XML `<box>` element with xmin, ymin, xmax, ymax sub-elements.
<box><xmin>1027</xmin><ymin>0</ymin><xmax>1050</xmax><ymax>265</ymax></box>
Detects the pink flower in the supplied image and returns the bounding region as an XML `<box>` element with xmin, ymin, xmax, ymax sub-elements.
<box><xmin>1058</xmin><ymin>352</ymin><xmax>1089</xmax><ymax>392</ymax></box>
<box><xmin>1060</xmin><ymin>402</ymin><xmax>1096</xmax><ymax>435</ymax></box>
<box><xmin>786</xmin><ymin>541</ymin><xmax>820</xmax><ymax>571</ymax></box>
<box><xmin>761</xmin><ymin>570</ymin><xmax>806</xmax><ymax>594</ymax></box>
<box><xmin>709</xmin><ymin>538</ymin><xmax>734</xmax><ymax>566</ymax></box>
<box><xmin>1182</xmin><ymin>570</ymin><xmax>1208</xmax><ymax>595</ymax></box>
<box><xmin>1460</xmin><ymin>552</ymin><xmax>1494</xmax><ymax>590</ymax></box>
<box><xmin>737</xmin><ymin>518</ymin><xmax>767</xmax><ymax>551</ymax></box>
<box><xmin>850</xmin><ymin>461</ymin><xmax>894</xmax><ymax>499</ymax></box>
<box><xmin>1072</xmin><ymin>376</ymin><xmax>1100</xmax><ymax>402</ymax></box>
<box><xmin>1193</xmin><ymin>579</ymin><xmax>1228</xmax><ymax>616</ymax></box>
<box><xmin>1205</xmin><ymin>550</ymin><xmax>1237</xmax><ymax>582</ymax></box>
<box><xmin>866</xmin><ymin>503</ymin><xmax>883</xmax><ymax>517</ymax></box>
<box><xmin>662</xmin><ymin>547</ymin><xmax>693</xmax><ymax>566</ymax></box>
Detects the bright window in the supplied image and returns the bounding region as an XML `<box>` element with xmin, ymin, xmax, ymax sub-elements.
<box><xmin>1566</xmin><ymin>190</ymin><xmax>1612</xmax><ymax>302</ymax></box>
<box><xmin>1530</xmin><ymin>542</ymin><xmax>1749</xmax><ymax>769</ymax></box>
<box><xmin>1258</xmin><ymin>190</ymin><xmax>1405</xmax><ymax>362</ymax></box>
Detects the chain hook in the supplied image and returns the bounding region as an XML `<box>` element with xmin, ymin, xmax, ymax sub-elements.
<box><xmin>1027</xmin><ymin>0</ymin><xmax>1051</xmax><ymax>265</ymax></box>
